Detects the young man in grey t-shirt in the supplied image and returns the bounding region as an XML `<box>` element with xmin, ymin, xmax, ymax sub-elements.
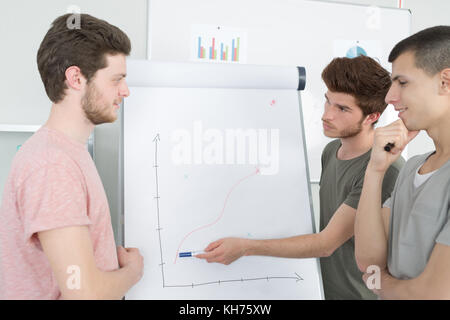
<box><xmin>355</xmin><ymin>26</ymin><xmax>450</xmax><ymax>299</ymax></box>
<box><xmin>196</xmin><ymin>56</ymin><xmax>404</xmax><ymax>299</ymax></box>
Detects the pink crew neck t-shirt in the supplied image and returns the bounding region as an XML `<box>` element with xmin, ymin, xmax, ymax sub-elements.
<box><xmin>0</xmin><ymin>127</ymin><xmax>118</xmax><ymax>299</ymax></box>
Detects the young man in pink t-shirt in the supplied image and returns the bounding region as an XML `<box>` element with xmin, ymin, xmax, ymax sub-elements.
<box><xmin>0</xmin><ymin>13</ymin><xmax>143</xmax><ymax>299</ymax></box>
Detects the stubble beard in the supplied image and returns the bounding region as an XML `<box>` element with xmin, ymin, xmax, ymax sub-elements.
<box><xmin>81</xmin><ymin>82</ymin><xmax>117</xmax><ymax>125</ymax></box>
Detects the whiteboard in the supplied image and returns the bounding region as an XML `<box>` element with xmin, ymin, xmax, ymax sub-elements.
<box><xmin>147</xmin><ymin>0</ymin><xmax>411</xmax><ymax>181</ymax></box>
<box><xmin>123</xmin><ymin>60</ymin><xmax>323</xmax><ymax>299</ymax></box>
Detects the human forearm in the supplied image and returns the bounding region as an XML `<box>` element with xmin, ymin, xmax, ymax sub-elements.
<box><xmin>198</xmin><ymin>205</ymin><xmax>356</xmax><ymax>264</ymax></box>
<box><xmin>245</xmin><ymin>232</ymin><xmax>331</xmax><ymax>259</ymax></box>
<box><xmin>355</xmin><ymin>165</ymin><xmax>388</xmax><ymax>271</ymax></box>
<box><xmin>61</xmin><ymin>265</ymin><xmax>140</xmax><ymax>300</ymax></box>
<box><xmin>39</xmin><ymin>227</ymin><xmax>143</xmax><ymax>300</ymax></box>
<box><xmin>375</xmin><ymin>244</ymin><xmax>450</xmax><ymax>300</ymax></box>
<box><xmin>355</xmin><ymin>120</ymin><xmax>420</xmax><ymax>272</ymax></box>
<box><xmin>94</xmin><ymin>265</ymin><xmax>141</xmax><ymax>300</ymax></box>
<box><xmin>197</xmin><ymin>232</ymin><xmax>331</xmax><ymax>265</ymax></box>
<box><xmin>378</xmin><ymin>274</ymin><xmax>419</xmax><ymax>300</ymax></box>
<box><xmin>373</xmin><ymin>272</ymin><xmax>450</xmax><ymax>300</ymax></box>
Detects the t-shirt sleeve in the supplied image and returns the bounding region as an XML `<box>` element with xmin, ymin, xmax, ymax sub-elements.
<box><xmin>436</xmin><ymin>207</ymin><xmax>450</xmax><ymax>246</ymax></box>
<box><xmin>344</xmin><ymin>171</ymin><xmax>365</xmax><ymax>210</ymax></box>
<box><xmin>347</xmin><ymin>161</ymin><xmax>400</xmax><ymax>210</ymax></box>
<box><xmin>319</xmin><ymin>141</ymin><xmax>335</xmax><ymax>187</ymax></box>
<box><xmin>319</xmin><ymin>152</ymin><xmax>325</xmax><ymax>187</ymax></box>
<box><xmin>17</xmin><ymin>164</ymin><xmax>92</xmax><ymax>248</ymax></box>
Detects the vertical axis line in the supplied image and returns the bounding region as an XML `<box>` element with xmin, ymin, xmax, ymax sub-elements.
<box><xmin>154</xmin><ymin>135</ymin><xmax>165</xmax><ymax>287</ymax></box>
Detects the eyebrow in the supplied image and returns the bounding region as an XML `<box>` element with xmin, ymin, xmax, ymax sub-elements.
<box><xmin>324</xmin><ymin>93</ymin><xmax>352</xmax><ymax>111</ymax></box>
<box><xmin>391</xmin><ymin>75</ymin><xmax>404</xmax><ymax>82</ymax></box>
<box><xmin>113</xmin><ymin>73</ymin><xmax>127</xmax><ymax>78</ymax></box>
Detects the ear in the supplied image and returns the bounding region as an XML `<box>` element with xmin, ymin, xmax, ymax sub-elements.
<box><xmin>64</xmin><ymin>66</ymin><xmax>85</xmax><ymax>91</ymax></box>
<box><xmin>364</xmin><ymin>112</ymin><xmax>381</xmax><ymax>126</ymax></box>
<box><xmin>439</xmin><ymin>68</ymin><xmax>450</xmax><ymax>95</ymax></box>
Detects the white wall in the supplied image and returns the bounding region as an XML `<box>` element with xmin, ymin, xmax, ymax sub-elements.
<box><xmin>1</xmin><ymin>0</ymin><xmax>448</xmax><ymax>242</ymax></box>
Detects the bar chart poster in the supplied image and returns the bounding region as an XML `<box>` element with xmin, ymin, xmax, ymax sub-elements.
<box><xmin>190</xmin><ymin>24</ymin><xmax>248</xmax><ymax>63</ymax></box>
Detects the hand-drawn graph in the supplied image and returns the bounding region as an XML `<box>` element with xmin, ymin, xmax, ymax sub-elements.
<box><xmin>152</xmin><ymin>133</ymin><xmax>304</xmax><ymax>288</ymax></box>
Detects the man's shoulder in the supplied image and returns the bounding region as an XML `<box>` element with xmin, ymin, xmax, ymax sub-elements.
<box><xmin>322</xmin><ymin>139</ymin><xmax>340</xmax><ymax>158</ymax></box>
<box><xmin>405</xmin><ymin>152</ymin><xmax>433</xmax><ymax>166</ymax></box>
<box><xmin>10</xmin><ymin>130</ymin><xmax>81</xmax><ymax>185</ymax></box>
<box><xmin>394</xmin><ymin>152</ymin><xmax>434</xmax><ymax>177</ymax></box>
<box><xmin>384</xmin><ymin>153</ymin><xmax>436</xmax><ymax>188</ymax></box>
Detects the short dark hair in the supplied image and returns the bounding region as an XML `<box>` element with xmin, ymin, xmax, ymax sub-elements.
<box><xmin>388</xmin><ymin>25</ymin><xmax>450</xmax><ymax>75</ymax></box>
<box><xmin>321</xmin><ymin>55</ymin><xmax>392</xmax><ymax>124</ymax></box>
<box><xmin>37</xmin><ymin>13</ymin><xmax>131</xmax><ymax>103</ymax></box>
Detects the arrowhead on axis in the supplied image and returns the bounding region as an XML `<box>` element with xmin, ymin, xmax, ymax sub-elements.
<box><xmin>295</xmin><ymin>272</ymin><xmax>303</xmax><ymax>282</ymax></box>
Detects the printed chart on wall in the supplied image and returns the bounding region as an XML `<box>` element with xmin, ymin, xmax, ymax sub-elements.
<box><xmin>123</xmin><ymin>63</ymin><xmax>323</xmax><ymax>299</ymax></box>
<box><xmin>333</xmin><ymin>39</ymin><xmax>382</xmax><ymax>61</ymax></box>
<box><xmin>190</xmin><ymin>24</ymin><xmax>248</xmax><ymax>63</ymax></box>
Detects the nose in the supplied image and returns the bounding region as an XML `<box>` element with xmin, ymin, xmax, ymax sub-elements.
<box><xmin>120</xmin><ymin>81</ymin><xmax>130</xmax><ymax>98</ymax></box>
<box><xmin>385</xmin><ymin>83</ymin><xmax>399</xmax><ymax>106</ymax></box>
<box><xmin>321</xmin><ymin>103</ymin><xmax>334</xmax><ymax>122</ymax></box>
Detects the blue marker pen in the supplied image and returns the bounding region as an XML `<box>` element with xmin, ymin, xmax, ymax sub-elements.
<box><xmin>179</xmin><ymin>250</ymin><xmax>205</xmax><ymax>258</ymax></box>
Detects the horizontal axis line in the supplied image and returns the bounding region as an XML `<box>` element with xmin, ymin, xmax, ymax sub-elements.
<box><xmin>162</xmin><ymin>276</ymin><xmax>303</xmax><ymax>288</ymax></box>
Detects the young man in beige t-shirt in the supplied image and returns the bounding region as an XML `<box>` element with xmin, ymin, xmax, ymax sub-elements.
<box><xmin>0</xmin><ymin>13</ymin><xmax>143</xmax><ymax>299</ymax></box>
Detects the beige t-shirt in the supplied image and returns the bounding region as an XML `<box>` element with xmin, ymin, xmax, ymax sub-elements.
<box><xmin>0</xmin><ymin>127</ymin><xmax>118</xmax><ymax>299</ymax></box>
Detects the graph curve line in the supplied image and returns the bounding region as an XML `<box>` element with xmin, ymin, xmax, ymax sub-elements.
<box><xmin>174</xmin><ymin>167</ymin><xmax>260</xmax><ymax>263</ymax></box>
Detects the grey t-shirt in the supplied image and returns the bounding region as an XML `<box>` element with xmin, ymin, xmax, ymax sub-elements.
<box><xmin>386</xmin><ymin>152</ymin><xmax>450</xmax><ymax>279</ymax></box>
<box><xmin>319</xmin><ymin>139</ymin><xmax>404</xmax><ymax>300</ymax></box>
